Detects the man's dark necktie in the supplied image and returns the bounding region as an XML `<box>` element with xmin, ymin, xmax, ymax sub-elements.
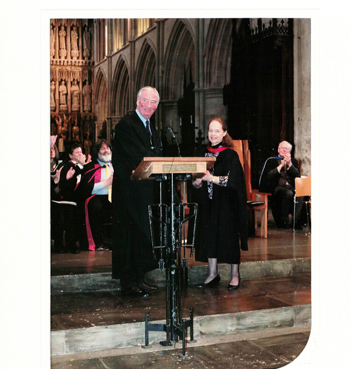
<box><xmin>146</xmin><ymin>120</ymin><xmax>153</xmax><ymax>146</ymax></box>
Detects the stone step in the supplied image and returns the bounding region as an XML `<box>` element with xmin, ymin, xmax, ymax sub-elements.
<box><xmin>52</xmin><ymin>304</ymin><xmax>311</xmax><ymax>356</ymax></box>
<box><xmin>51</xmin><ymin>257</ymin><xmax>311</xmax><ymax>295</ymax></box>
<box><xmin>51</xmin><ymin>325</ymin><xmax>311</xmax><ymax>366</ymax></box>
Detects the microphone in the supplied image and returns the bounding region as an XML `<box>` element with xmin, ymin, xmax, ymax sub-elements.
<box><xmin>164</xmin><ymin>123</ymin><xmax>181</xmax><ymax>157</ymax></box>
<box><xmin>164</xmin><ymin>123</ymin><xmax>176</xmax><ymax>139</ymax></box>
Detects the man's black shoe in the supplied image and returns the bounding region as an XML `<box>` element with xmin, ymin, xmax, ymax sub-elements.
<box><xmin>137</xmin><ymin>280</ymin><xmax>158</xmax><ymax>294</ymax></box>
<box><xmin>122</xmin><ymin>286</ymin><xmax>151</xmax><ymax>300</ymax></box>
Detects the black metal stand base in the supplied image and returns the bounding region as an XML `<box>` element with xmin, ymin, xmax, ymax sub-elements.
<box><xmin>143</xmin><ymin>308</ymin><xmax>195</xmax><ymax>358</ymax></box>
<box><xmin>144</xmin><ymin>173</ymin><xmax>198</xmax><ymax>358</ymax></box>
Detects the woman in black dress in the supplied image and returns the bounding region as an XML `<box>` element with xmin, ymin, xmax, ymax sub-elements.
<box><xmin>193</xmin><ymin>117</ymin><xmax>248</xmax><ymax>290</ymax></box>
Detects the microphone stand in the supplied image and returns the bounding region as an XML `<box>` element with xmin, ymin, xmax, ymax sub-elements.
<box><xmin>166</xmin><ymin>125</ymin><xmax>181</xmax><ymax>157</ymax></box>
<box><xmin>174</xmin><ymin>139</ymin><xmax>181</xmax><ymax>157</ymax></box>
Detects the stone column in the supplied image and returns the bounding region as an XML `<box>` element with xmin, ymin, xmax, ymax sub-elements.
<box><xmin>198</xmin><ymin>19</ymin><xmax>205</xmax><ymax>135</ymax></box>
<box><xmin>106</xmin><ymin>19</ymin><xmax>114</xmax><ymax>141</ymax></box>
<box><xmin>195</xmin><ymin>19</ymin><xmax>205</xmax><ymax>135</ymax></box>
<box><xmin>155</xmin><ymin>19</ymin><xmax>164</xmax><ymax>131</ymax></box>
<box><xmin>129</xmin><ymin>37</ymin><xmax>136</xmax><ymax>109</ymax></box>
<box><xmin>293</xmin><ymin>19</ymin><xmax>311</xmax><ymax>175</ymax></box>
<box><xmin>93</xmin><ymin>20</ymin><xmax>98</xmax><ymax>63</ymax></box>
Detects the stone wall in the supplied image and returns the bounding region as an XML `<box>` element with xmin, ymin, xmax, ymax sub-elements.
<box><xmin>294</xmin><ymin>19</ymin><xmax>311</xmax><ymax>176</ymax></box>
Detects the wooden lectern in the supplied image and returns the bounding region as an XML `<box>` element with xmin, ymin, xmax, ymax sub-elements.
<box><xmin>132</xmin><ymin>156</ymin><xmax>215</xmax><ymax>357</ymax></box>
<box><xmin>131</xmin><ymin>156</ymin><xmax>216</xmax><ymax>180</ymax></box>
<box><xmin>132</xmin><ymin>156</ymin><xmax>216</xmax><ymax>205</ymax></box>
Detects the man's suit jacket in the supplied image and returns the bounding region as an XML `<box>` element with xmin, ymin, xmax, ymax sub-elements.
<box><xmin>111</xmin><ymin>110</ymin><xmax>162</xmax><ymax>277</ymax></box>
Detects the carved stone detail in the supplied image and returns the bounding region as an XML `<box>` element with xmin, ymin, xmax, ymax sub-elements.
<box><xmin>50</xmin><ymin>80</ymin><xmax>56</xmax><ymax>110</ymax></box>
<box><xmin>83</xmin><ymin>26</ymin><xmax>91</xmax><ymax>60</ymax></box>
<box><xmin>71</xmin><ymin>79</ymin><xmax>80</xmax><ymax>111</ymax></box>
<box><xmin>59</xmin><ymin>25</ymin><xmax>67</xmax><ymax>59</ymax></box>
<box><xmin>71</xmin><ymin>26</ymin><xmax>79</xmax><ymax>60</ymax></box>
<box><xmin>50</xmin><ymin>26</ymin><xmax>56</xmax><ymax>59</ymax></box>
<box><xmin>59</xmin><ymin>80</ymin><xmax>68</xmax><ymax>111</ymax></box>
<box><xmin>83</xmin><ymin>80</ymin><xmax>92</xmax><ymax>112</ymax></box>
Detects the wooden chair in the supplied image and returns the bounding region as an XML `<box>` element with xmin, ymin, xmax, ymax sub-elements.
<box><xmin>293</xmin><ymin>176</ymin><xmax>311</xmax><ymax>233</ymax></box>
<box><xmin>233</xmin><ymin>140</ymin><xmax>270</xmax><ymax>238</ymax></box>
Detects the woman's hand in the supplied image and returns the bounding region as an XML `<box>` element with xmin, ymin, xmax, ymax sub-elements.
<box><xmin>201</xmin><ymin>170</ymin><xmax>214</xmax><ymax>183</ymax></box>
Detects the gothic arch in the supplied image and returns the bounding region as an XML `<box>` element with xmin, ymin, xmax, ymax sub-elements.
<box><xmin>112</xmin><ymin>54</ymin><xmax>130</xmax><ymax>117</ymax></box>
<box><xmin>163</xmin><ymin>19</ymin><xmax>195</xmax><ymax>100</ymax></box>
<box><xmin>134</xmin><ymin>38</ymin><xmax>156</xmax><ymax>94</ymax></box>
<box><xmin>204</xmin><ymin>19</ymin><xmax>232</xmax><ymax>87</ymax></box>
<box><xmin>94</xmin><ymin>67</ymin><xmax>108</xmax><ymax>123</ymax></box>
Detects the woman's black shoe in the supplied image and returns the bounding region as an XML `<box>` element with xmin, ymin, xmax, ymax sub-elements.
<box><xmin>197</xmin><ymin>274</ymin><xmax>221</xmax><ymax>289</ymax></box>
<box><xmin>228</xmin><ymin>276</ymin><xmax>240</xmax><ymax>291</ymax></box>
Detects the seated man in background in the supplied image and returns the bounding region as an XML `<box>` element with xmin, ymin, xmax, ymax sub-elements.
<box><xmin>59</xmin><ymin>143</ymin><xmax>90</xmax><ymax>253</ymax></box>
<box><xmin>259</xmin><ymin>140</ymin><xmax>301</xmax><ymax>229</ymax></box>
<box><xmin>78</xmin><ymin>140</ymin><xmax>113</xmax><ymax>251</ymax></box>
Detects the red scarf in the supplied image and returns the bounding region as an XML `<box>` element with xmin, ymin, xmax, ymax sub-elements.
<box><xmin>207</xmin><ymin>146</ymin><xmax>229</xmax><ymax>153</ymax></box>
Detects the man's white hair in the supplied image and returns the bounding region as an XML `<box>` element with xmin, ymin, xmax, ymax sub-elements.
<box><xmin>278</xmin><ymin>141</ymin><xmax>292</xmax><ymax>151</ymax></box>
<box><xmin>137</xmin><ymin>86</ymin><xmax>160</xmax><ymax>104</ymax></box>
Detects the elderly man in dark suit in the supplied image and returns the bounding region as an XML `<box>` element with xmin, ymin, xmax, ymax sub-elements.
<box><xmin>112</xmin><ymin>86</ymin><xmax>163</xmax><ymax>299</ymax></box>
<box><xmin>259</xmin><ymin>141</ymin><xmax>301</xmax><ymax>228</ymax></box>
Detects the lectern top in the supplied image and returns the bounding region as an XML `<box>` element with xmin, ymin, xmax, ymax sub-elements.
<box><xmin>131</xmin><ymin>156</ymin><xmax>216</xmax><ymax>180</ymax></box>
